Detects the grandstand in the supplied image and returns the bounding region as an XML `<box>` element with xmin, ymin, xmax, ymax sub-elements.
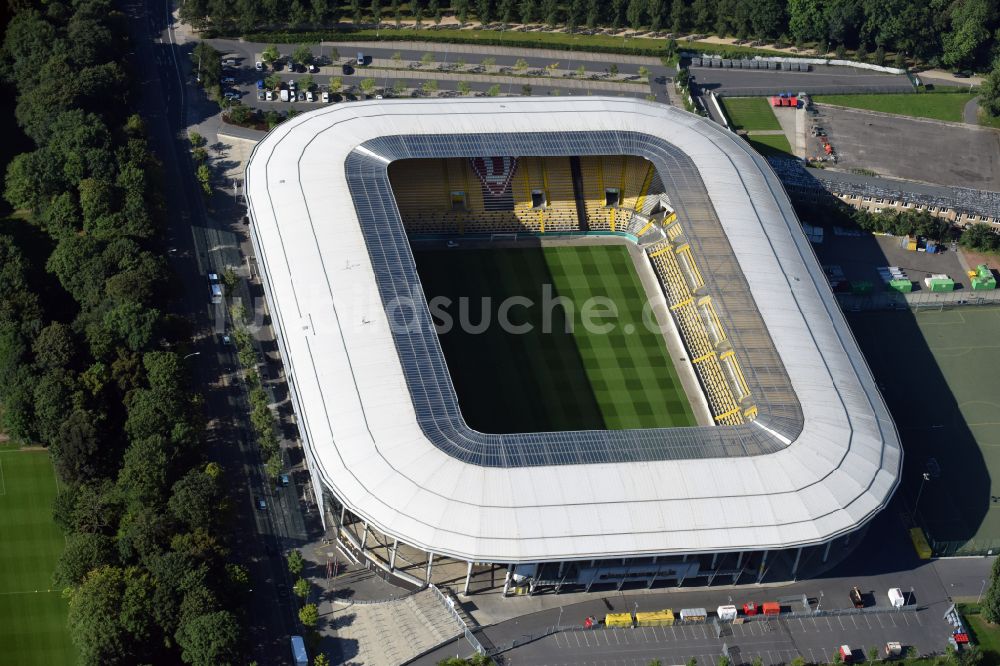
<box><xmin>244</xmin><ymin>98</ymin><xmax>902</xmax><ymax>595</ymax></box>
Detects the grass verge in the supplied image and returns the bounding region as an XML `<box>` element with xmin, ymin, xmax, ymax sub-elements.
<box><xmin>413</xmin><ymin>244</ymin><xmax>696</xmax><ymax>433</ymax></box>
<box><xmin>719</xmin><ymin>97</ymin><xmax>782</xmax><ymax>131</ymax></box>
<box><xmin>812</xmin><ymin>91</ymin><xmax>976</xmax><ymax>122</ymax></box>
<box><xmin>747</xmin><ymin>133</ymin><xmax>794</xmax><ymax>157</ymax></box>
<box><xmin>0</xmin><ymin>449</ymin><xmax>74</xmax><ymax>665</ymax></box>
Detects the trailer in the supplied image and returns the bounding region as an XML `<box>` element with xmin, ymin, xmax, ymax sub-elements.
<box><xmin>679</xmin><ymin>608</ymin><xmax>708</xmax><ymax>622</ymax></box>
<box><xmin>840</xmin><ymin>645</ymin><xmax>854</xmax><ymax>663</ymax></box>
<box><xmin>885</xmin><ymin>642</ymin><xmax>902</xmax><ymax>659</ymax></box>
<box><xmin>717</xmin><ymin>605</ymin><xmax>738</xmax><ymax>621</ymax></box>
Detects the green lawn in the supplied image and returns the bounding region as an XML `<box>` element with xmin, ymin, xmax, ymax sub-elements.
<box><xmin>812</xmin><ymin>92</ymin><xmax>976</xmax><ymax>122</ymax></box>
<box><xmin>719</xmin><ymin>97</ymin><xmax>782</xmax><ymax>131</ymax></box>
<box><xmin>747</xmin><ymin>133</ymin><xmax>794</xmax><ymax>157</ymax></box>
<box><xmin>0</xmin><ymin>448</ymin><xmax>74</xmax><ymax>665</ymax></box>
<box><xmin>960</xmin><ymin>605</ymin><xmax>1000</xmax><ymax>664</ymax></box>
<box><xmin>414</xmin><ymin>244</ymin><xmax>696</xmax><ymax>433</ymax></box>
<box><xmin>848</xmin><ymin>307</ymin><xmax>1000</xmax><ymax>555</ymax></box>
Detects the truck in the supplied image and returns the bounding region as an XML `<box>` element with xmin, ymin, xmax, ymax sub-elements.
<box><xmin>290</xmin><ymin>635</ymin><xmax>308</xmax><ymax>666</ymax></box>
<box><xmin>840</xmin><ymin>645</ymin><xmax>854</xmax><ymax>663</ymax></box>
<box><xmin>850</xmin><ymin>586</ymin><xmax>864</xmax><ymax>608</ymax></box>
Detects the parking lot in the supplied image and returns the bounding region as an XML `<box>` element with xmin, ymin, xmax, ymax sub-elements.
<box><xmin>691</xmin><ymin>64</ymin><xmax>914</xmax><ymax>96</ymax></box>
<box><xmin>505</xmin><ymin>609</ymin><xmax>931</xmax><ymax>666</ymax></box>
<box><xmin>814</xmin><ymin>105</ymin><xmax>1000</xmax><ymax>190</ymax></box>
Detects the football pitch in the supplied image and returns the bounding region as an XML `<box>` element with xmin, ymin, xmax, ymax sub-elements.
<box><xmin>413</xmin><ymin>243</ymin><xmax>697</xmax><ymax>433</ymax></box>
<box><xmin>0</xmin><ymin>443</ymin><xmax>74</xmax><ymax>665</ymax></box>
<box><xmin>848</xmin><ymin>306</ymin><xmax>1000</xmax><ymax>555</ymax></box>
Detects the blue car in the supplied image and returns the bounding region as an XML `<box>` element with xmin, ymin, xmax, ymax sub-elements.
<box><xmin>256</xmin><ymin>79</ymin><xmax>264</xmax><ymax>89</ymax></box>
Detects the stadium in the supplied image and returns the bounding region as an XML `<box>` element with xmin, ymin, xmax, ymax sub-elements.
<box><xmin>243</xmin><ymin>97</ymin><xmax>902</xmax><ymax>594</ymax></box>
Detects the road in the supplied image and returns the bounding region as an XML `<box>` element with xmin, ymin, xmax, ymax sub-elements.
<box><xmin>128</xmin><ymin>0</ymin><xmax>317</xmax><ymax>663</ymax></box>
<box><xmin>690</xmin><ymin>64</ymin><xmax>914</xmax><ymax>96</ymax></box>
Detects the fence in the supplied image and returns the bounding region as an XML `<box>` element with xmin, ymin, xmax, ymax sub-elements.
<box><xmin>428</xmin><ymin>584</ymin><xmax>486</xmax><ymax>655</ymax></box>
<box><xmin>837</xmin><ymin>289</ymin><xmax>1000</xmax><ymax>312</ymax></box>
<box><xmin>486</xmin><ymin>604</ymin><xmax>920</xmax><ymax>657</ymax></box>
<box><xmin>713</xmin><ymin>84</ymin><xmax>915</xmax><ymax>96</ymax></box>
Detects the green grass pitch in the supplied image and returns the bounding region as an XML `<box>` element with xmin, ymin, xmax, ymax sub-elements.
<box><xmin>0</xmin><ymin>445</ymin><xmax>74</xmax><ymax>665</ymax></box>
<box><xmin>848</xmin><ymin>306</ymin><xmax>1000</xmax><ymax>555</ymax></box>
<box><xmin>811</xmin><ymin>91</ymin><xmax>976</xmax><ymax>122</ymax></box>
<box><xmin>719</xmin><ymin>97</ymin><xmax>782</xmax><ymax>131</ymax></box>
<box><xmin>413</xmin><ymin>244</ymin><xmax>697</xmax><ymax>433</ymax></box>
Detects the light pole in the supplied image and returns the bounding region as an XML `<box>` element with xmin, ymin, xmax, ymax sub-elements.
<box><xmin>979</xmin><ymin>579</ymin><xmax>988</xmax><ymax>604</ymax></box>
<box><xmin>913</xmin><ymin>472</ymin><xmax>931</xmax><ymax>522</ymax></box>
<box><xmin>557</xmin><ymin>606</ymin><xmax>564</xmax><ymax>628</ymax></box>
<box><xmin>816</xmin><ymin>590</ymin><xmax>824</xmax><ymax>612</ymax></box>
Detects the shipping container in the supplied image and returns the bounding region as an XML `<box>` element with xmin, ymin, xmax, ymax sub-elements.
<box><xmin>762</xmin><ymin>602</ymin><xmax>780</xmax><ymax>616</ymax></box>
<box><xmin>679</xmin><ymin>608</ymin><xmax>708</xmax><ymax>622</ymax></box>
<box><xmin>605</xmin><ymin>613</ymin><xmax>634</xmax><ymax>628</ymax></box>
<box><xmin>889</xmin><ymin>279</ymin><xmax>912</xmax><ymax>293</ymax></box>
<box><xmin>636</xmin><ymin>609</ymin><xmax>675</xmax><ymax>626</ymax></box>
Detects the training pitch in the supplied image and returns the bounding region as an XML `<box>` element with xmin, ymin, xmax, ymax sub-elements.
<box><xmin>848</xmin><ymin>306</ymin><xmax>1000</xmax><ymax>555</ymax></box>
<box><xmin>414</xmin><ymin>244</ymin><xmax>697</xmax><ymax>434</ymax></box>
<box><xmin>0</xmin><ymin>443</ymin><xmax>73</xmax><ymax>665</ymax></box>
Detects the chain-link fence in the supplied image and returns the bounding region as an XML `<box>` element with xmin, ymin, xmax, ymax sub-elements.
<box><xmin>837</xmin><ymin>289</ymin><xmax>1000</xmax><ymax>312</ymax></box>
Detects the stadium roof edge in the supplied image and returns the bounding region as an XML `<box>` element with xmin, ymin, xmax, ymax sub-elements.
<box><xmin>244</xmin><ymin>97</ymin><xmax>901</xmax><ymax>562</ymax></box>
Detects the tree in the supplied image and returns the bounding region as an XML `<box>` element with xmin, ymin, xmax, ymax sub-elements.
<box><xmin>169</xmin><ymin>468</ymin><xmax>223</xmax><ymax>531</ymax></box>
<box><xmin>298</xmin><ymin>602</ymin><xmax>319</xmax><ymax>627</ymax></box>
<box><xmin>53</xmin><ymin>532</ymin><xmax>117</xmax><ymax>589</ymax></box>
<box><xmin>893</xmin><ymin>51</ymin><xmax>906</xmax><ymax>68</ymax></box>
<box><xmin>487</xmin><ymin>84</ymin><xmax>501</xmax><ymax>96</ymax></box>
<box><xmin>292</xmin><ymin>44</ymin><xmax>313</xmax><ymax>67</ymax></box>
<box><xmin>293</xmin><ymin>577</ymin><xmax>310</xmax><ymax>599</ymax></box>
<box><xmin>751</xmin><ymin>657</ymin><xmax>763</xmax><ymax>666</ymax></box>
<box><xmin>576</xmin><ymin>64</ymin><xmax>586</xmax><ymax>77</ymax></box>
<box><xmin>521</xmin><ymin>84</ymin><xmax>532</xmax><ymax>95</ymax></box>
<box><xmin>391</xmin><ymin>51</ymin><xmax>403</xmax><ymax>67</ymax></box>
<box><xmin>261</xmin><ymin>45</ymin><xmax>280</xmax><ymax>66</ymax></box>
<box><xmin>68</xmin><ymin>567</ymin><xmax>136</xmax><ymax>665</ymax></box>
<box><xmin>717</xmin><ymin>657</ymin><xmax>730</xmax><ymax>666</ymax></box>
<box><xmin>514</xmin><ymin>57</ymin><xmax>528</xmax><ymax>73</ymax></box>
<box><xmin>638</xmin><ymin>65</ymin><xmax>650</xmax><ymax>79</ymax></box>
<box><xmin>482</xmin><ymin>56</ymin><xmax>496</xmax><ymax>69</ymax></box>
<box><xmin>980</xmin><ymin>65</ymin><xmax>1000</xmax><ymax>118</ymax></box>
<box><xmin>287</xmin><ymin>549</ymin><xmax>305</xmax><ymax>575</ymax></box>
<box><xmin>420</xmin><ymin>52</ymin><xmax>435</xmax><ymax>68</ymax></box>
<box><xmin>329</xmin><ymin>75</ymin><xmax>343</xmax><ymax>92</ymax></box>
<box><xmin>856</xmin><ymin>43</ymin><xmax>868</xmax><ymax>61</ymax></box>
<box><xmin>422</xmin><ymin>79</ymin><xmax>439</xmax><ymax>94</ymax></box>
<box><xmin>627</xmin><ymin>0</ymin><xmax>645</xmax><ymax>30</ymax></box>
<box><xmin>749</xmin><ymin>0</ymin><xmax>784</xmax><ymax>39</ymax></box>
<box><xmin>370</xmin><ymin>0</ymin><xmax>382</xmax><ymax>22</ymax></box>
<box><xmin>543</xmin><ymin>0</ymin><xmax>559</xmax><ymax>26</ymax></box>
<box><xmin>868</xmin><ymin>647</ymin><xmax>880</xmax><ymax>663</ymax></box>
<box><xmin>315</xmin><ymin>655</ymin><xmax>331</xmax><ymax>666</ymax></box>
<box><xmin>458</xmin><ymin>81</ymin><xmax>472</xmax><ymax>95</ymax></box>
<box><xmin>874</xmin><ymin>45</ymin><xmax>886</xmax><ymax>66</ymax></box>
<box><xmin>790</xmin><ymin>657</ymin><xmax>806</xmax><ymax>666</ymax></box>
<box><xmin>981</xmin><ymin>555</ymin><xmax>1000</xmax><ymax>622</ymax></box>
<box><xmin>360</xmin><ymin>78</ymin><xmax>377</xmax><ymax>96</ymax></box>
<box><xmin>176</xmin><ymin>610</ymin><xmax>241</xmax><ymax>666</ymax></box>
<box><xmin>392</xmin><ymin>80</ymin><xmax>407</xmax><ymax>96</ymax></box>
<box><xmin>941</xmin><ymin>0</ymin><xmax>996</xmax><ymax>69</ymax></box>
<box><xmin>519</xmin><ymin>0</ymin><xmax>536</xmax><ymax>23</ymax></box>
<box><xmin>34</xmin><ymin>322</ymin><xmax>76</xmax><ymax>371</ymax></box>
<box><xmin>687</xmin><ymin>660</ymin><xmax>697</xmax><ymax>666</ymax></box>
<box><xmin>610</xmin><ymin>63</ymin><xmax>619</xmax><ymax>76</ymax></box>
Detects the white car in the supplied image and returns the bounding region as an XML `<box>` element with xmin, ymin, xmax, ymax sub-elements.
<box><xmin>321</xmin><ymin>91</ymin><xmax>330</xmax><ymax>102</ymax></box>
<box><xmin>222</xmin><ymin>58</ymin><xmax>236</xmax><ymax>67</ymax></box>
<box><xmin>309</xmin><ymin>64</ymin><xmax>319</xmax><ymax>73</ymax></box>
<box><xmin>374</xmin><ymin>94</ymin><xmax>383</xmax><ymax>100</ymax></box>
<box><xmin>266</xmin><ymin>90</ymin><xmax>276</xmax><ymax>101</ymax></box>
<box><xmin>255</xmin><ymin>61</ymin><xmax>264</xmax><ymax>71</ymax></box>
<box><xmin>306</xmin><ymin>91</ymin><xmax>314</xmax><ymax>102</ymax></box>
<box><xmin>223</xmin><ymin>91</ymin><xmax>240</xmax><ymax>100</ymax></box>
<box><xmin>288</xmin><ymin>79</ymin><xmax>296</xmax><ymax>88</ymax></box>
<box><xmin>221</xmin><ymin>76</ymin><xmax>235</xmax><ymax>84</ymax></box>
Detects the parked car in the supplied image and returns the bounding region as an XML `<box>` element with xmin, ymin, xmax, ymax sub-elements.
<box><xmin>953</xmin><ymin>70</ymin><xmax>971</xmax><ymax>78</ymax></box>
<box><xmin>266</xmin><ymin>90</ymin><xmax>276</xmax><ymax>101</ymax></box>
<box><xmin>849</xmin><ymin>586</ymin><xmax>864</xmax><ymax>608</ymax></box>
<box><xmin>309</xmin><ymin>63</ymin><xmax>319</xmax><ymax>73</ymax></box>
<box><xmin>321</xmin><ymin>91</ymin><xmax>330</xmax><ymax>102</ymax></box>
<box><xmin>257</xmin><ymin>497</ymin><xmax>267</xmax><ymax>510</ymax></box>
<box><xmin>279</xmin><ymin>473</ymin><xmax>290</xmax><ymax>487</ymax></box>
<box><xmin>356</xmin><ymin>52</ymin><xmax>365</xmax><ymax>65</ymax></box>
<box><xmin>221</xmin><ymin>76</ymin><xmax>235</xmax><ymax>84</ymax></box>
<box><xmin>223</xmin><ymin>91</ymin><xmax>240</xmax><ymax>100</ymax></box>
<box><xmin>255</xmin><ymin>60</ymin><xmax>264</xmax><ymax>71</ymax></box>
<box><xmin>288</xmin><ymin>79</ymin><xmax>296</xmax><ymax>89</ymax></box>
<box><xmin>297</xmin><ymin>91</ymin><xmax>306</xmax><ymax>101</ymax></box>
<box><xmin>256</xmin><ymin>79</ymin><xmax>264</xmax><ymax>89</ymax></box>
<box><xmin>257</xmin><ymin>91</ymin><xmax>266</xmax><ymax>100</ymax></box>
<box><xmin>222</xmin><ymin>58</ymin><xmax>237</xmax><ymax>67</ymax></box>
<box><xmin>305</xmin><ymin>91</ymin><xmax>314</xmax><ymax>102</ymax></box>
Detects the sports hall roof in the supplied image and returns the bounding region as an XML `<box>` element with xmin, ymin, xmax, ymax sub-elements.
<box><xmin>244</xmin><ymin>97</ymin><xmax>901</xmax><ymax>562</ymax></box>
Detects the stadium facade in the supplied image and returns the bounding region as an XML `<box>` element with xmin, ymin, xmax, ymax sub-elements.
<box><xmin>243</xmin><ymin>98</ymin><xmax>901</xmax><ymax>594</ymax></box>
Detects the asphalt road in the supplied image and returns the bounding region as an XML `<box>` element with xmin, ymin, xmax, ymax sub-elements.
<box><xmin>130</xmin><ymin>1</ymin><xmax>316</xmax><ymax>663</ymax></box>
<box><xmin>690</xmin><ymin>64</ymin><xmax>914</xmax><ymax>96</ymax></box>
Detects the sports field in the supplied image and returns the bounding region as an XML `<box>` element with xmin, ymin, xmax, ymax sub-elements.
<box><xmin>0</xmin><ymin>442</ymin><xmax>74</xmax><ymax>665</ymax></box>
<box><xmin>413</xmin><ymin>244</ymin><xmax>697</xmax><ymax>433</ymax></box>
<box><xmin>848</xmin><ymin>306</ymin><xmax>1000</xmax><ymax>555</ymax></box>
<box><xmin>719</xmin><ymin>97</ymin><xmax>782</xmax><ymax>131</ymax></box>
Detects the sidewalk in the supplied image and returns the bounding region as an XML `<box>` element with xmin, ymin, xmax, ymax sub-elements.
<box><xmin>327</xmin><ymin>39</ymin><xmax>663</xmax><ymax>65</ymax></box>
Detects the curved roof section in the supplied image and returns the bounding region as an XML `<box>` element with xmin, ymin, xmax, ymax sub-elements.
<box><xmin>244</xmin><ymin>97</ymin><xmax>901</xmax><ymax>563</ymax></box>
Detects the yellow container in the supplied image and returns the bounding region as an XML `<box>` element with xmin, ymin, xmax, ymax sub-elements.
<box><xmin>636</xmin><ymin>609</ymin><xmax>675</xmax><ymax>627</ymax></box>
<box><xmin>909</xmin><ymin>527</ymin><xmax>932</xmax><ymax>559</ymax></box>
<box><xmin>605</xmin><ymin>613</ymin><xmax>634</xmax><ymax>628</ymax></box>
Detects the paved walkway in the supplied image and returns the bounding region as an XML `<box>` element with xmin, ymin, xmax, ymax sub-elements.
<box><xmin>964</xmin><ymin>96</ymin><xmax>981</xmax><ymax>125</ymax></box>
<box><xmin>329</xmin><ymin>39</ymin><xmax>663</xmax><ymax>65</ymax></box>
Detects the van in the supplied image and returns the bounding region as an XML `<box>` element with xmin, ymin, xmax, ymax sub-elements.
<box><xmin>356</xmin><ymin>52</ymin><xmax>365</xmax><ymax>65</ymax></box>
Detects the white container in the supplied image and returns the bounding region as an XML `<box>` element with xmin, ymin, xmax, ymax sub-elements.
<box><xmin>888</xmin><ymin>588</ymin><xmax>905</xmax><ymax>608</ymax></box>
<box><xmin>717</xmin><ymin>605</ymin><xmax>738</xmax><ymax>621</ymax></box>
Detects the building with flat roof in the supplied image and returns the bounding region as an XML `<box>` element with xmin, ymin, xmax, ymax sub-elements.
<box><xmin>244</xmin><ymin>97</ymin><xmax>901</xmax><ymax>594</ymax></box>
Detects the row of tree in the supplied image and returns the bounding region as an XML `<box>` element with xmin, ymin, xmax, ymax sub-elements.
<box><xmin>1</xmin><ymin>2</ymin><xmax>245</xmax><ymax>664</ymax></box>
<box><xmin>181</xmin><ymin>0</ymin><xmax>1000</xmax><ymax>70</ymax></box>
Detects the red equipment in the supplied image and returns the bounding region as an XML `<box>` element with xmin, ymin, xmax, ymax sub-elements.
<box><xmin>743</xmin><ymin>602</ymin><xmax>758</xmax><ymax>616</ymax></box>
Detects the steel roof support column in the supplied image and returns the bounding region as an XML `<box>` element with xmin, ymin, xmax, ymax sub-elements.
<box><xmin>733</xmin><ymin>551</ymin><xmax>744</xmax><ymax>584</ymax></box>
<box><xmin>791</xmin><ymin>546</ymin><xmax>803</xmax><ymax>580</ymax></box>
<box><xmin>756</xmin><ymin>550</ymin><xmax>769</xmax><ymax>584</ymax></box>
<box><xmin>529</xmin><ymin>563</ymin><xmax>540</xmax><ymax>595</ymax></box>
<box><xmin>361</xmin><ymin>522</ymin><xmax>369</xmax><ymax>550</ymax></box>
<box><xmin>822</xmin><ymin>540</ymin><xmax>832</xmax><ymax>563</ymax></box>
<box><xmin>425</xmin><ymin>553</ymin><xmax>434</xmax><ymax>584</ymax></box>
<box><xmin>389</xmin><ymin>539</ymin><xmax>399</xmax><ymax>570</ymax></box>
<box><xmin>502</xmin><ymin>564</ymin><xmax>513</xmax><ymax>596</ymax></box>
<box><xmin>463</xmin><ymin>561</ymin><xmax>474</xmax><ymax>595</ymax></box>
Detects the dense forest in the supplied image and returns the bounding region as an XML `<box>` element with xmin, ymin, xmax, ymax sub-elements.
<box><xmin>0</xmin><ymin>1</ymin><xmax>245</xmax><ymax>664</ymax></box>
<box><xmin>181</xmin><ymin>0</ymin><xmax>1000</xmax><ymax>70</ymax></box>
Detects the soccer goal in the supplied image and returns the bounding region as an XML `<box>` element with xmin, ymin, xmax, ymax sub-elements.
<box><xmin>489</xmin><ymin>232</ymin><xmax>519</xmax><ymax>243</ymax></box>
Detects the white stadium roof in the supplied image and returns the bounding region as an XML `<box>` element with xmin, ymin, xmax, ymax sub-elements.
<box><xmin>244</xmin><ymin>97</ymin><xmax>901</xmax><ymax>563</ymax></box>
